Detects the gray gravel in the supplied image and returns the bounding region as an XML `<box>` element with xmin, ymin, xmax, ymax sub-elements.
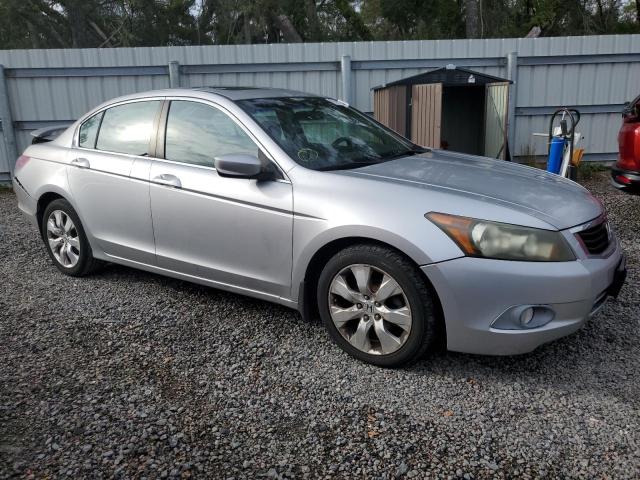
<box><xmin>1</xmin><ymin>172</ymin><xmax>639</xmax><ymax>479</ymax></box>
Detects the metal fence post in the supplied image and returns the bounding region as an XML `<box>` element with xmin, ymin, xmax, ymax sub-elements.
<box><xmin>506</xmin><ymin>52</ymin><xmax>518</xmax><ymax>161</ymax></box>
<box><xmin>0</xmin><ymin>65</ymin><xmax>18</xmax><ymax>176</ymax></box>
<box><xmin>340</xmin><ymin>55</ymin><xmax>352</xmax><ymax>104</ymax></box>
<box><xmin>168</xmin><ymin>61</ymin><xmax>181</xmax><ymax>88</ymax></box>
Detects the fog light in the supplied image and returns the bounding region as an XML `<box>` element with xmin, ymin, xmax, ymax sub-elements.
<box><xmin>492</xmin><ymin>305</ymin><xmax>556</xmax><ymax>330</ymax></box>
<box><xmin>520</xmin><ymin>307</ymin><xmax>534</xmax><ymax>326</ymax></box>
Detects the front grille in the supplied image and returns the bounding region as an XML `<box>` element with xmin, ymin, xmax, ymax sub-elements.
<box><xmin>576</xmin><ymin>221</ymin><xmax>610</xmax><ymax>255</ymax></box>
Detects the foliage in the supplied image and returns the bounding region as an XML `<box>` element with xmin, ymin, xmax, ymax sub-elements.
<box><xmin>0</xmin><ymin>0</ymin><xmax>638</xmax><ymax>49</ymax></box>
<box><xmin>577</xmin><ymin>160</ymin><xmax>609</xmax><ymax>181</ymax></box>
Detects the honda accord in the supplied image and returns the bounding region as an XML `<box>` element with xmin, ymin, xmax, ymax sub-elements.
<box><xmin>12</xmin><ymin>87</ymin><xmax>626</xmax><ymax>367</ymax></box>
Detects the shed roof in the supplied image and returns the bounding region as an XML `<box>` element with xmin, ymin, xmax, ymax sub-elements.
<box><xmin>372</xmin><ymin>66</ymin><xmax>512</xmax><ymax>90</ymax></box>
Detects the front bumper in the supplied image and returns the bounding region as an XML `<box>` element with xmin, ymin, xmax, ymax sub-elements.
<box><xmin>422</xmin><ymin>241</ymin><xmax>625</xmax><ymax>355</ymax></box>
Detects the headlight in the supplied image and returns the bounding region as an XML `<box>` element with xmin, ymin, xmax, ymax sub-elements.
<box><xmin>426</xmin><ymin>212</ymin><xmax>575</xmax><ymax>262</ymax></box>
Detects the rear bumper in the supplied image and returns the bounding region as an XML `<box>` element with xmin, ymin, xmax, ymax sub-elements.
<box><xmin>422</xmin><ymin>241</ymin><xmax>625</xmax><ymax>355</ymax></box>
<box><xmin>12</xmin><ymin>175</ymin><xmax>39</xmax><ymax>228</ymax></box>
<box><xmin>611</xmin><ymin>166</ymin><xmax>640</xmax><ymax>192</ymax></box>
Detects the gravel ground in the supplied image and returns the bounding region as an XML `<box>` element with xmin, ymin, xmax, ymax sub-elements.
<box><xmin>1</xmin><ymin>171</ymin><xmax>639</xmax><ymax>479</ymax></box>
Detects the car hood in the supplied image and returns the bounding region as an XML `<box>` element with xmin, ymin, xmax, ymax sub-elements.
<box><xmin>339</xmin><ymin>150</ymin><xmax>602</xmax><ymax>230</ymax></box>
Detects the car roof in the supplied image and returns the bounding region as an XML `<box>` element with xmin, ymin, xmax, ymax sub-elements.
<box><xmin>191</xmin><ymin>86</ymin><xmax>320</xmax><ymax>101</ymax></box>
<box><xmin>73</xmin><ymin>87</ymin><xmax>327</xmax><ymax>134</ymax></box>
<box><xmin>107</xmin><ymin>87</ymin><xmax>321</xmax><ymax>104</ymax></box>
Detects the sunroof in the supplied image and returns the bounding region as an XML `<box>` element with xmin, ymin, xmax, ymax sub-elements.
<box><xmin>192</xmin><ymin>86</ymin><xmax>261</xmax><ymax>91</ymax></box>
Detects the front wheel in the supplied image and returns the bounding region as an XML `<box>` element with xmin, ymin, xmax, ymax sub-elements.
<box><xmin>317</xmin><ymin>244</ymin><xmax>438</xmax><ymax>367</ymax></box>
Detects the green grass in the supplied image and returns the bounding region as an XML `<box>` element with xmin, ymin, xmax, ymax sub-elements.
<box><xmin>577</xmin><ymin>162</ymin><xmax>610</xmax><ymax>181</ymax></box>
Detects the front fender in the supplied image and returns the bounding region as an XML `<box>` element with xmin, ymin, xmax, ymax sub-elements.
<box><xmin>290</xmin><ymin>218</ymin><xmax>463</xmax><ymax>303</ymax></box>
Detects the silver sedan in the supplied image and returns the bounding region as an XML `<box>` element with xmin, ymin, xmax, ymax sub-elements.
<box><xmin>12</xmin><ymin>87</ymin><xmax>626</xmax><ymax>367</ymax></box>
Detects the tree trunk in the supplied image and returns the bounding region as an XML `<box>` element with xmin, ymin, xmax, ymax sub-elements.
<box><xmin>306</xmin><ymin>0</ymin><xmax>322</xmax><ymax>41</ymax></box>
<box><xmin>524</xmin><ymin>26</ymin><xmax>541</xmax><ymax>38</ymax></box>
<box><xmin>273</xmin><ymin>14</ymin><xmax>303</xmax><ymax>43</ymax></box>
<box><xmin>243</xmin><ymin>13</ymin><xmax>252</xmax><ymax>44</ymax></box>
<box><xmin>64</xmin><ymin>0</ymin><xmax>91</xmax><ymax>47</ymax></box>
<box><xmin>636</xmin><ymin>0</ymin><xmax>640</xmax><ymax>24</ymax></box>
<box><xmin>465</xmin><ymin>0</ymin><xmax>480</xmax><ymax>38</ymax></box>
<box><xmin>525</xmin><ymin>0</ymin><xmax>533</xmax><ymax>20</ymax></box>
<box><xmin>26</xmin><ymin>21</ymin><xmax>40</xmax><ymax>49</ymax></box>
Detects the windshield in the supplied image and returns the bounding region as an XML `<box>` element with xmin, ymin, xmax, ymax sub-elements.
<box><xmin>236</xmin><ymin>97</ymin><xmax>425</xmax><ymax>171</ymax></box>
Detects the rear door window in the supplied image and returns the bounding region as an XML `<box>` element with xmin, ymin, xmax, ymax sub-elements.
<box><xmin>95</xmin><ymin>101</ymin><xmax>161</xmax><ymax>156</ymax></box>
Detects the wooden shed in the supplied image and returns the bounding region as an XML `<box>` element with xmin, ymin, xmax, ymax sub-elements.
<box><xmin>373</xmin><ymin>66</ymin><xmax>512</xmax><ymax>159</ymax></box>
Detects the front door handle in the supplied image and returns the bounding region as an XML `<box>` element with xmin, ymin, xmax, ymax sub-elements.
<box><xmin>152</xmin><ymin>174</ymin><xmax>182</xmax><ymax>188</ymax></box>
<box><xmin>70</xmin><ymin>158</ymin><xmax>90</xmax><ymax>169</ymax></box>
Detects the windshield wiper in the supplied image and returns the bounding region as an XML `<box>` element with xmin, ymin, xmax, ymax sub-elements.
<box><xmin>317</xmin><ymin>161</ymin><xmax>380</xmax><ymax>171</ymax></box>
<box><xmin>384</xmin><ymin>147</ymin><xmax>428</xmax><ymax>160</ymax></box>
<box><xmin>315</xmin><ymin>146</ymin><xmax>428</xmax><ymax>171</ymax></box>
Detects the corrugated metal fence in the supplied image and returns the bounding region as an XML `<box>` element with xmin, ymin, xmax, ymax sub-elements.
<box><xmin>1</xmin><ymin>34</ymin><xmax>639</xmax><ymax>180</ymax></box>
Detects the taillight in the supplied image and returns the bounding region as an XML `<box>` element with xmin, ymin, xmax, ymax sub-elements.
<box><xmin>615</xmin><ymin>174</ymin><xmax>633</xmax><ymax>185</ymax></box>
<box><xmin>617</xmin><ymin>123</ymin><xmax>640</xmax><ymax>171</ymax></box>
<box><xmin>14</xmin><ymin>155</ymin><xmax>30</xmax><ymax>172</ymax></box>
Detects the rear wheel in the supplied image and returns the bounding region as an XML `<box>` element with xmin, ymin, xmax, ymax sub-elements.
<box><xmin>41</xmin><ymin>199</ymin><xmax>101</xmax><ymax>276</ymax></box>
<box><xmin>317</xmin><ymin>244</ymin><xmax>437</xmax><ymax>367</ymax></box>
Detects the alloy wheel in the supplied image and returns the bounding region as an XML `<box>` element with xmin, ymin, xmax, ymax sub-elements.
<box><xmin>328</xmin><ymin>264</ymin><xmax>412</xmax><ymax>355</ymax></box>
<box><xmin>46</xmin><ymin>210</ymin><xmax>80</xmax><ymax>268</ymax></box>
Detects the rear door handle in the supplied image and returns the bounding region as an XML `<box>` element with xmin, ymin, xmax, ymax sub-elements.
<box><xmin>70</xmin><ymin>158</ymin><xmax>90</xmax><ymax>169</ymax></box>
<box><xmin>152</xmin><ymin>174</ymin><xmax>182</xmax><ymax>188</ymax></box>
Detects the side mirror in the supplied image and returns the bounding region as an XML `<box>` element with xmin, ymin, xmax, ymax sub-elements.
<box><xmin>214</xmin><ymin>153</ymin><xmax>263</xmax><ymax>179</ymax></box>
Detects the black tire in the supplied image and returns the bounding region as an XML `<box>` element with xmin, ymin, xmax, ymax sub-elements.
<box><xmin>41</xmin><ymin>198</ymin><xmax>101</xmax><ymax>276</ymax></box>
<box><xmin>317</xmin><ymin>243</ymin><xmax>438</xmax><ymax>368</ymax></box>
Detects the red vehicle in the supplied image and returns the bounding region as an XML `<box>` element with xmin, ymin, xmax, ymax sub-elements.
<box><xmin>612</xmin><ymin>95</ymin><xmax>640</xmax><ymax>192</ymax></box>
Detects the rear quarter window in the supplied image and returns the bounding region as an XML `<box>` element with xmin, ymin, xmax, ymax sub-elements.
<box><xmin>78</xmin><ymin>112</ymin><xmax>103</xmax><ymax>149</ymax></box>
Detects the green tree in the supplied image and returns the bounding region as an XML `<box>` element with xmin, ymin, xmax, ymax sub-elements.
<box><xmin>361</xmin><ymin>0</ymin><xmax>465</xmax><ymax>39</ymax></box>
<box><xmin>0</xmin><ymin>0</ymin><xmax>68</xmax><ymax>48</ymax></box>
<box><xmin>0</xmin><ymin>0</ymin><xmax>639</xmax><ymax>50</ymax></box>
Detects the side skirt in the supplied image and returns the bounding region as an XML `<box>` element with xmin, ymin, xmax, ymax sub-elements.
<box><xmin>99</xmin><ymin>252</ymin><xmax>299</xmax><ymax>310</ymax></box>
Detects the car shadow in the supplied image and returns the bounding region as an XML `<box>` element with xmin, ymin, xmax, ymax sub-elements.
<box><xmin>91</xmin><ymin>262</ymin><xmax>638</xmax><ymax>405</ymax></box>
<box><xmin>408</xmin><ymin>301</ymin><xmax>639</xmax><ymax>405</ymax></box>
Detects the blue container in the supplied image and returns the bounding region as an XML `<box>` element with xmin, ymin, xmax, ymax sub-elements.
<box><xmin>547</xmin><ymin>136</ymin><xmax>565</xmax><ymax>174</ymax></box>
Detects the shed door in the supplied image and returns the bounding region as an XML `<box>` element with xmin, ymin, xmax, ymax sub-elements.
<box><xmin>484</xmin><ymin>82</ymin><xmax>509</xmax><ymax>159</ymax></box>
<box><xmin>373</xmin><ymin>86</ymin><xmax>407</xmax><ymax>136</ymax></box>
<box><xmin>410</xmin><ymin>83</ymin><xmax>442</xmax><ymax>148</ymax></box>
